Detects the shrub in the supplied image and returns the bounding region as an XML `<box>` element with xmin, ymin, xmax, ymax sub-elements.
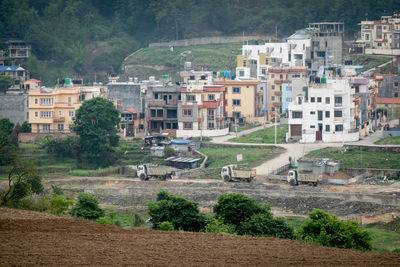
<box><xmin>96</xmin><ymin>217</ymin><xmax>113</xmax><ymax>225</ymax></box>
<box><xmin>48</xmin><ymin>194</ymin><xmax>74</xmax><ymax>215</ymax></box>
<box><xmin>147</xmin><ymin>190</ymin><xmax>206</xmax><ymax>232</ymax></box>
<box><xmin>214</xmin><ymin>193</ymin><xmax>266</xmax><ymax>229</ymax></box>
<box><xmin>238</xmin><ymin>213</ymin><xmax>295</xmax><ymax>239</ymax></box>
<box><xmin>70</xmin><ymin>193</ymin><xmax>105</xmax><ymax>220</ymax></box>
<box><xmin>51</xmin><ymin>185</ymin><xmax>64</xmax><ymax>195</ymax></box>
<box><xmin>42</xmin><ymin>136</ymin><xmax>80</xmax><ymax>158</ymax></box>
<box><xmin>299</xmin><ymin>209</ymin><xmax>372</xmax><ymax>251</ymax></box>
<box><xmin>204</xmin><ymin>214</ymin><xmax>235</xmax><ymax>234</ymax></box>
<box><xmin>164</xmin><ymin>146</ymin><xmax>177</xmax><ymax>158</ymax></box>
<box><xmin>159</xmin><ymin>221</ymin><xmax>174</xmax><ymax>231</ymax></box>
<box><xmin>392</xmin><ymin>248</ymin><xmax>400</xmax><ymax>253</ymax></box>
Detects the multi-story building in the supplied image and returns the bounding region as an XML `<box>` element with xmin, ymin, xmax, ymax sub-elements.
<box><xmin>145</xmin><ymin>84</ymin><xmax>180</xmax><ymax>136</ymax></box>
<box><xmin>0</xmin><ymin>66</ymin><xmax>27</xmax><ymax>83</ymax></box>
<box><xmin>288</xmin><ymin>75</ymin><xmax>359</xmax><ymax>143</ymax></box>
<box><xmin>177</xmin><ymin>84</ymin><xmax>228</xmax><ymax>137</ymax></box>
<box><xmin>376</xmin><ymin>74</ymin><xmax>400</xmax><ymax>117</ymax></box>
<box><xmin>267</xmin><ymin>67</ymin><xmax>308</xmax><ymax>118</ymax></box>
<box><xmin>0</xmin><ymin>40</ymin><xmax>31</xmax><ymax>66</ymax></box>
<box><xmin>214</xmin><ymin>80</ymin><xmax>263</xmax><ymax>124</ymax></box>
<box><xmin>119</xmin><ymin>108</ymin><xmax>146</xmax><ymax>137</ymax></box>
<box><xmin>356</xmin><ymin>14</ymin><xmax>400</xmax><ymax>55</ymax></box>
<box><xmin>28</xmin><ymin>87</ymin><xmax>81</xmax><ymax>133</ymax></box>
<box><xmin>107</xmin><ymin>80</ymin><xmax>144</xmax><ymax>113</ymax></box>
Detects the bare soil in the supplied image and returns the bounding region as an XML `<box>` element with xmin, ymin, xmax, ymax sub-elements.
<box><xmin>1</xmin><ymin>208</ymin><xmax>399</xmax><ymax>266</ymax></box>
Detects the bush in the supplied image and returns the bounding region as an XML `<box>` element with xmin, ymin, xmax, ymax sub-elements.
<box><xmin>70</xmin><ymin>193</ymin><xmax>104</xmax><ymax>220</ymax></box>
<box><xmin>147</xmin><ymin>190</ymin><xmax>206</xmax><ymax>232</ymax></box>
<box><xmin>204</xmin><ymin>214</ymin><xmax>235</xmax><ymax>234</ymax></box>
<box><xmin>214</xmin><ymin>193</ymin><xmax>266</xmax><ymax>230</ymax></box>
<box><xmin>48</xmin><ymin>194</ymin><xmax>74</xmax><ymax>215</ymax></box>
<box><xmin>42</xmin><ymin>136</ymin><xmax>80</xmax><ymax>158</ymax></box>
<box><xmin>299</xmin><ymin>209</ymin><xmax>372</xmax><ymax>251</ymax></box>
<box><xmin>238</xmin><ymin>213</ymin><xmax>295</xmax><ymax>239</ymax></box>
<box><xmin>96</xmin><ymin>217</ymin><xmax>113</xmax><ymax>225</ymax></box>
<box><xmin>164</xmin><ymin>146</ymin><xmax>177</xmax><ymax>158</ymax></box>
<box><xmin>159</xmin><ymin>221</ymin><xmax>174</xmax><ymax>231</ymax></box>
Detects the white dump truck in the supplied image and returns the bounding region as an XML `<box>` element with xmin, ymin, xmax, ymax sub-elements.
<box><xmin>137</xmin><ymin>164</ymin><xmax>173</xmax><ymax>181</ymax></box>
<box><xmin>221</xmin><ymin>164</ymin><xmax>256</xmax><ymax>182</ymax></box>
<box><xmin>287</xmin><ymin>170</ymin><xmax>320</xmax><ymax>186</ymax></box>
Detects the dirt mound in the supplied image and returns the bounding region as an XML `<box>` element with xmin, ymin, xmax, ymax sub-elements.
<box><xmin>1</xmin><ymin>208</ymin><xmax>399</xmax><ymax>266</ymax></box>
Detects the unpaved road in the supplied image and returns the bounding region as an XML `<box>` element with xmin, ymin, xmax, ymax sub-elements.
<box><xmin>1</xmin><ymin>208</ymin><xmax>399</xmax><ymax>266</ymax></box>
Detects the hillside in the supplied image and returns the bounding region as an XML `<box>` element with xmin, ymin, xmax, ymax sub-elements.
<box><xmin>1</xmin><ymin>207</ymin><xmax>399</xmax><ymax>265</ymax></box>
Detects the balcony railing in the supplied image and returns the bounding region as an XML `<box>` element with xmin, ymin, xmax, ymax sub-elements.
<box><xmin>334</xmin><ymin>103</ymin><xmax>343</xmax><ymax>107</ymax></box>
<box><xmin>53</xmin><ymin>117</ymin><xmax>65</xmax><ymax>123</ymax></box>
<box><xmin>274</xmin><ymin>91</ymin><xmax>282</xmax><ymax>96</ymax></box>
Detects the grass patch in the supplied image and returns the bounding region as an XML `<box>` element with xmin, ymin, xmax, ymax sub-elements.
<box><xmin>375</xmin><ymin>136</ymin><xmax>400</xmax><ymax>145</ymax></box>
<box><xmin>305</xmin><ymin>147</ymin><xmax>400</xmax><ymax>169</ymax></box>
<box><xmin>198</xmin><ymin>145</ymin><xmax>284</xmax><ymax>178</ymax></box>
<box><xmin>233</xmin><ymin>124</ymin><xmax>261</xmax><ymax>133</ymax></box>
<box><xmin>229</xmin><ymin>125</ymin><xmax>288</xmax><ymax>144</ymax></box>
<box><xmin>345</xmin><ymin>54</ymin><xmax>391</xmax><ymax>70</ymax></box>
<box><xmin>100</xmin><ymin>210</ymin><xmax>150</xmax><ymax>228</ymax></box>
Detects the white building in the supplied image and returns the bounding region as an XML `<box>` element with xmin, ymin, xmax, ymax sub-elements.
<box><xmin>288</xmin><ymin>77</ymin><xmax>359</xmax><ymax>143</ymax></box>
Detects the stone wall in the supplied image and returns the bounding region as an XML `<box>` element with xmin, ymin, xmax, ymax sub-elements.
<box><xmin>149</xmin><ymin>35</ymin><xmax>275</xmax><ymax>48</ymax></box>
<box><xmin>345</xmin><ymin>144</ymin><xmax>400</xmax><ymax>152</ymax></box>
<box><xmin>0</xmin><ymin>92</ymin><xmax>27</xmax><ymax>125</ymax></box>
<box><xmin>19</xmin><ymin>132</ymin><xmax>76</xmax><ymax>143</ymax></box>
<box><xmin>341</xmin><ymin>168</ymin><xmax>400</xmax><ymax>178</ymax></box>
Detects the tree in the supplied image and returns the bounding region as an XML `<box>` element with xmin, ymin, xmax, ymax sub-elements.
<box><xmin>147</xmin><ymin>190</ymin><xmax>206</xmax><ymax>232</ymax></box>
<box><xmin>21</xmin><ymin>121</ymin><xmax>31</xmax><ymax>133</ymax></box>
<box><xmin>0</xmin><ymin>75</ymin><xmax>14</xmax><ymax>92</ymax></box>
<box><xmin>0</xmin><ymin>118</ymin><xmax>16</xmax><ymax>165</ymax></box>
<box><xmin>72</xmin><ymin>97</ymin><xmax>120</xmax><ymax>167</ymax></box>
<box><xmin>1</xmin><ymin>157</ymin><xmax>43</xmax><ymax>206</ymax></box>
<box><xmin>299</xmin><ymin>209</ymin><xmax>372</xmax><ymax>251</ymax></box>
<box><xmin>70</xmin><ymin>193</ymin><xmax>104</xmax><ymax>220</ymax></box>
<box><xmin>214</xmin><ymin>193</ymin><xmax>266</xmax><ymax>229</ymax></box>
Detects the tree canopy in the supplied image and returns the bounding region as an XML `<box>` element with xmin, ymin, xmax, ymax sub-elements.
<box><xmin>72</xmin><ymin>97</ymin><xmax>120</xmax><ymax>167</ymax></box>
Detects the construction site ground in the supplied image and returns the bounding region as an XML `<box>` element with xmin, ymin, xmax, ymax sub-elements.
<box><xmin>23</xmin><ymin>175</ymin><xmax>400</xmax><ymax>225</ymax></box>
<box><xmin>1</xmin><ymin>207</ymin><xmax>399</xmax><ymax>266</ymax></box>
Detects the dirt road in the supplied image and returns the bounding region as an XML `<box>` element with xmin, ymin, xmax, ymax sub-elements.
<box><xmin>1</xmin><ymin>208</ymin><xmax>399</xmax><ymax>266</ymax></box>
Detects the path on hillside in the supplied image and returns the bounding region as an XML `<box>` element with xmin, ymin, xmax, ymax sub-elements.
<box><xmin>363</xmin><ymin>56</ymin><xmax>395</xmax><ymax>75</ymax></box>
<box><xmin>211</xmin><ymin>120</ymin><xmax>399</xmax><ymax>175</ymax></box>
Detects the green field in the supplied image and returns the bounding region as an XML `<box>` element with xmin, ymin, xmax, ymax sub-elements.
<box><xmin>198</xmin><ymin>145</ymin><xmax>284</xmax><ymax>178</ymax></box>
<box><xmin>228</xmin><ymin>125</ymin><xmax>288</xmax><ymax>144</ymax></box>
<box><xmin>305</xmin><ymin>147</ymin><xmax>400</xmax><ymax>169</ymax></box>
<box><xmin>375</xmin><ymin>136</ymin><xmax>400</xmax><ymax>145</ymax></box>
<box><xmin>345</xmin><ymin>54</ymin><xmax>391</xmax><ymax>70</ymax></box>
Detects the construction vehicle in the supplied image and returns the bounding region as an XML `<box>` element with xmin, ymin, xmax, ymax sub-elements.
<box><xmin>137</xmin><ymin>164</ymin><xmax>173</xmax><ymax>181</ymax></box>
<box><xmin>287</xmin><ymin>170</ymin><xmax>320</xmax><ymax>186</ymax></box>
<box><xmin>221</xmin><ymin>164</ymin><xmax>256</xmax><ymax>182</ymax></box>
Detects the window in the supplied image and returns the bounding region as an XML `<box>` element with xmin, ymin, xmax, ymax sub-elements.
<box><xmin>394</xmin><ymin>82</ymin><xmax>399</xmax><ymax>87</ymax></box>
<box><xmin>271</xmin><ymin>85</ymin><xmax>275</xmax><ymax>90</ymax></box>
<box><xmin>325</xmin><ymin>111</ymin><xmax>330</xmax><ymax>118</ymax></box>
<box><xmin>334</xmin><ymin>110</ymin><xmax>342</xmax><ymax>117</ymax></box>
<box><xmin>34</xmin><ymin>98</ymin><xmax>38</xmax><ymax>104</ymax></box>
<box><xmin>40</xmin><ymin>111</ymin><xmax>53</xmax><ymax>118</ymax></box>
<box><xmin>68</xmin><ymin>97</ymin><xmax>71</xmax><ymax>106</ymax></box>
<box><xmin>58</xmin><ymin>111</ymin><xmax>62</xmax><ymax>116</ymax></box>
<box><xmin>58</xmin><ymin>124</ymin><xmax>64</xmax><ymax>132</ymax></box>
<box><xmin>292</xmin><ymin>111</ymin><xmax>302</xmax><ymax>118</ymax></box>
<box><xmin>261</xmin><ymin>68</ymin><xmax>266</xmax><ymax>75</ymax></box>
<box><xmin>157</xmin><ymin>110</ymin><xmax>163</xmax><ymax>117</ymax></box>
<box><xmin>334</xmin><ymin>97</ymin><xmax>342</xmax><ymax>106</ymax></box>
<box><xmin>169</xmin><ymin>95</ymin><xmax>172</xmax><ymax>99</ymax></box>
<box><xmin>310</xmin><ymin>125</ymin><xmax>315</xmax><ymax>129</ymax></box>
<box><xmin>286</xmin><ymin>97</ymin><xmax>292</xmax><ymax>102</ymax></box>
<box><xmin>233</xmin><ymin>99</ymin><xmax>241</xmax><ymax>106</ymax></box>
<box><xmin>69</xmin><ymin>111</ymin><xmax>74</xmax><ymax>117</ymax></box>
<box><xmin>378</xmin><ymin>43</ymin><xmax>382</xmax><ymax>47</ymax></box>
<box><xmin>271</xmin><ymin>96</ymin><xmax>275</xmax><ymax>101</ymax></box>
<box><xmin>271</xmin><ymin>74</ymin><xmax>275</xmax><ymax>78</ymax></box>
<box><xmin>311</xmin><ymin>97</ymin><xmax>315</xmax><ymax>103</ymax></box>
<box><xmin>239</xmin><ymin>71</ymin><xmax>244</xmax><ymax>77</ymax></box>
<box><xmin>317</xmin><ymin>97</ymin><xmax>322</xmax><ymax>103</ymax></box>
<box><xmin>139</xmin><ymin>124</ymin><xmax>144</xmax><ymax>129</ymax></box>
<box><xmin>187</xmin><ymin>95</ymin><xmax>195</xmax><ymax>101</ymax></box>
<box><xmin>40</xmin><ymin>98</ymin><xmax>53</xmax><ymax>105</ymax></box>
<box><xmin>151</xmin><ymin>110</ymin><xmax>156</xmax><ymax>117</ymax></box>
<box><xmin>310</xmin><ymin>111</ymin><xmax>315</xmax><ymax>115</ymax></box>
<box><xmin>365</xmin><ymin>33</ymin><xmax>370</xmax><ymax>40</ymax></box>
<box><xmin>233</xmin><ymin>87</ymin><xmax>240</xmax><ymax>93</ymax></box>
<box><xmin>183</xmin><ymin>122</ymin><xmax>193</xmax><ymax>129</ymax></box>
<box><xmin>189</xmin><ymin>75</ymin><xmax>195</xmax><ymax>80</ymax></box>
<box><xmin>154</xmin><ymin>93</ymin><xmax>159</xmax><ymax>99</ymax></box>
<box><xmin>395</xmin><ymin>92</ymin><xmax>399</xmax><ymax>97</ymax></box>
<box><xmin>325</xmin><ymin>125</ymin><xmax>330</xmax><ymax>132</ymax></box>
<box><xmin>166</xmin><ymin>122</ymin><xmax>171</xmax><ymax>129</ymax></box>
<box><xmin>208</xmin><ymin>122</ymin><xmax>215</xmax><ymax>129</ymax></box>
<box><xmin>335</xmin><ymin>124</ymin><xmax>343</xmax><ymax>131</ymax></box>
<box><xmin>208</xmin><ymin>94</ymin><xmax>215</xmax><ymax>101</ymax></box>
<box><xmin>325</xmin><ymin>97</ymin><xmax>330</xmax><ymax>104</ymax></box>
<box><xmin>183</xmin><ymin>109</ymin><xmax>192</xmax><ymax>117</ymax></box>
<box><xmin>42</xmin><ymin>124</ymin><xmax>50</xmax><ymax>132</ymax></box>
<box><xmin>271</xmin><ymin>107</ymin><xmax>275</xmax><ymax>111</ymax></box>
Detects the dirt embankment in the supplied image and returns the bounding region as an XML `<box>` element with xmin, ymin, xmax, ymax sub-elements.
<box><xmin>1</xmin><ymin>207</ymin><xmax>399</xmax><ymax>266</ymax></box>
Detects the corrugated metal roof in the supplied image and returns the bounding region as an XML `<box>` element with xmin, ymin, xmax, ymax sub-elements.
<box><xmin>166</xmin><ymin>157</ymin><xmax>201</xmax><ymax>163</ymax></box>
<box><xmin>0</xmin><ymin>66</ymin><xmax>25</xmax><ymax>71</ymax></box>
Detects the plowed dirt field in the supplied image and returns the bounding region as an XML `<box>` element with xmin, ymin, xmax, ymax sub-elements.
<box><xmin>1</xmin><ymin>208</ymin><xmax>399</xmax><ymax>266</ymax></box>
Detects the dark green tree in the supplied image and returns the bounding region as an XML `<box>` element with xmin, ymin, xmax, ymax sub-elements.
<box><xmin>70</xmin><ymin>193</ymin><xmax>104</xmax><ymax>220</ymax></box>
<box><xmin>0</xmin><ymin>76</ymin><xmax>14</xmax><ymax>92</ymax></box>
<box><xmin>72</xmin><ymin>97</ymin><xmax>120</xmax><ymax>167</ymax></box>
<box><xmin>0</xmin><ymin>118</ymin><xmax>16</xmax><ymax>165</ymax></box>
<box><xmin>147</xmin><ymin>190</ymin><xmax>206</xmax><ymax>232</ymax></box>
<box><xmin>299</xmin><ymin>209</ymin><xmax>372</xmax><ymax>251</ymax></box>
<box><xmin>21</xmin><ymin>121</ymin><xmax>31</xmax><ymax>133</ymax></box>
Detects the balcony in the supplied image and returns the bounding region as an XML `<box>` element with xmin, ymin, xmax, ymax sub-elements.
<box><xmin>273</xmin><ymin>102</ymin><xmax>282</xmax><ymax>107</ymax></box>
<box><xmin>334</xmin><ymin>103</ymin><xmax>343</xmax><ymax>107</ymax></box>
<box><xmin>274</xmin><ymin>91</ymin><xmax>282</xmax><ymax>96</ymax></box>
<box><xmin>53</xmin><ymin>117</ymin><xmax>65</xmax><ymax>123</ymax></box>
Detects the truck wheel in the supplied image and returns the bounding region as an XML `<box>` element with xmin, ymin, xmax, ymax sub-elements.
<box><xmin>223</xmin><ymin>175</ymin><xmax>231</xmax><ymax>182</ymax></box>
<box><xmin>247</xmin><ymin>178</ymin><xmax>252</xmax><ymax>183</ymax></box>
<box><xmin>139</xmin><ymin>174</ymin><xmax>146</xmax><ymax>181</ymax></box>
<box><xmin>289</xmin><ymin>180</ymin><xmax>296</xmax><ymax>186</ymax></box>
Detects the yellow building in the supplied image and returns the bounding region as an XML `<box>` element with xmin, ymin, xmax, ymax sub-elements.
<box><xmin>28</xmin><ymin>87</ymin><xmax>81</xmax><ymax>133</ymax></box>
<box><xmin>214</xmin><ymin>80</ymin><xmax>263</xmax><ymax>124</ymax></box>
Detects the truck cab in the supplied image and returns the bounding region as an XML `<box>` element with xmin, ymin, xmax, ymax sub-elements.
<box><xmin>221</xmin><ymin>165</ymin><xmax>233</xmax><ymax>181</ymax></box>
<box><xmin>287</xmin><ymin>170</ymin><xmax>298</xmax><ymax>185</ymax></box>
<box><xmin>137</xmin><ymin>165</ymin><xmax>148</xmax><ymax>180</ymax></box>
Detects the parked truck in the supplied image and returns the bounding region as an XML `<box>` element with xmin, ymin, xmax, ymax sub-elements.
<box><xmin>287</xmin><ymin>170</ymin><xmax>320</xmax><ymax>186</ymax></box>
<box><xmin>221</xmin><ymin>165</ymin><xmax>256</xmax><ymax>182</ymax></box>
<box><xmin>137</xmin><ymin>164</ymin><xmax>173</xmax><ymax>181</ymax></box>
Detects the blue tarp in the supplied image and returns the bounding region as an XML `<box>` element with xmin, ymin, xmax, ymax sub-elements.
<box><xmin>170</xmin><ymin>139</ymin><xmax>192</xmax><ymax>145</ymax></box>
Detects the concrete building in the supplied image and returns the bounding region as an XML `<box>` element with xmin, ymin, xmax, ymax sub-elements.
<box><xmin>177</xmin><ymin>84</ymin><xmax>228</xmax><ymax>137</ymax></box>
<box><xmin>107</xmin><ymin>81</ymin><xmax>144</xmax><ymax>113</ymax></box>
<box><xmin>28</xmin><ymin>87</ymin><xmax>81</xmax><ymax>133</ymax></box>
<box><xmin>356</xmin><ymin>14</ymin><xmax>400</xmax><ymax>55</ymax></box>
<box><xmin>288</xmin><ymin>74</ymin><xmax>358</xmax><ymax>143</ymax></box>
<box><xmin>119</xmin><ymin>108</ymin><xmax>146</xmax><ymax>137</ymax></box>
<box><xmin>214</xmin><ymin>80</ymin><xmax>263</xmax><ymax>124</ymax></box>
<box><xmin>0</xmin><ymin>40</ymin><xmax>31</xmax><ymax>66</ymax></box>
<box><xmin>0</xmin><ymin>88</ymin><xmax>28</xmax><ymax>125</ymax></box>
<box><xmin>0</xmin><ymin>66</ymin><xmax>27</xmax><ymax>83</ymax></box>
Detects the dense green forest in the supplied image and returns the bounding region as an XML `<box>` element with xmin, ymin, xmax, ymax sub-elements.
<box><xmin>1</xmin><ymin>0</ymin><xmax>400</xmax><ymax>85</ymax></box>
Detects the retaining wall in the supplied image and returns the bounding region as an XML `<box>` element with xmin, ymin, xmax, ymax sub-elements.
<box><xmin>19</xmin><ymin>132</ymin><xmax>76</xmax><ymax>143</ymax></box>
<box><xmin>344</xmin><ymin>144</ymin><xmax>400</xmax><ymax>152</ymax></box>
<box><xmin>341</xmin><ymin>168</ymin><xmax>400</xmax><ymax>178</ymax></box>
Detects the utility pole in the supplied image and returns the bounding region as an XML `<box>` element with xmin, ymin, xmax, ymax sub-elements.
<box><xmin>392</xmin><ymin>91</ymin><xmax>394</xmax><ymax>120</ymax></box>
<box><xmin>274</xmin><ymin>111</ymin><xmax>277</xmax><ymax>144</ymax></box>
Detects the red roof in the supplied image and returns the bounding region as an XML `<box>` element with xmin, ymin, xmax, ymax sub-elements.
<box><xmin>376</xmin><ymin>97</ymin><xmax>400</xmax><ymax>104</ymax></box>
<box><xmin>126</xmin><ymin>108</ymin><xmax>138</xmax><ymax>114</ymax></box>
<box><xmin>23</xmin><ymin>78</ymin><xmax>41</xmax><ymax>83</ymax></box>
<box><xmin>204</xmin><ymin>86</ymin><xmax>224</xmax><ymax>92</ymax></box>
<box><xmin>198</xmin><ymin>101</ymin><xmax>220</xmax><ymax>109</ymax></box>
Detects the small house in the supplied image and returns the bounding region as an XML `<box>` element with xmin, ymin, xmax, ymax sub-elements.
<box><xmin>166</xmin><ymin>156</ymin><xmax>201</xmax><ymax>169</ymax></box>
